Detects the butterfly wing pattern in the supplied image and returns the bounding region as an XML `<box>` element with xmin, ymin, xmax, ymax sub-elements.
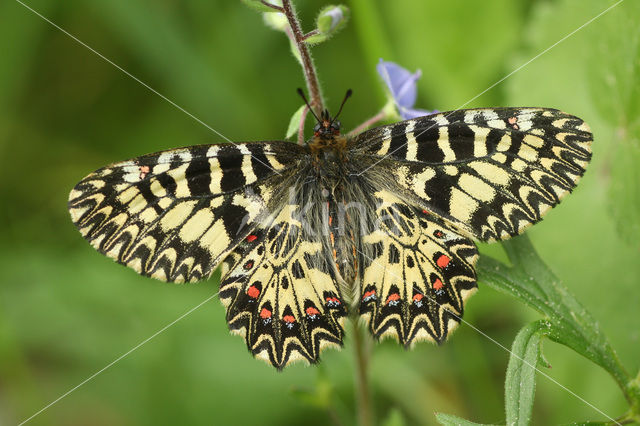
<box><xmin>358</xmin><ymin>189</ymin><xmax>478</xmax><ymax>346</ymax></box>
<box><xmin>68</xmin><ymin>142</ymin><xmax>300</xmax><ymax>282</ymax></box>
<box><xmin>69</xmin><ymin>107</ymin><xmax>592</xmax><ymax>368</ymax></box>
<box><xmin>353</xmin><ymin>108</ymin><xmax>592</xmax><ymax>241</ymax></box>
<box><xmin>218</xmin><ymin>203</ymin><xmax>347</xmax><ymax>368</ymax></box>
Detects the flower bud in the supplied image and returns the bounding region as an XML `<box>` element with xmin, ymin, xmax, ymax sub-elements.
<box><xmin>306</xmin><ymin>5</ymin><xmax>349</xmax><ymax>45</ymax></box>
<box><xmin>317</xmin><ymin>5</ymin><xmax>349</xmax><ymax>34</ymax></box>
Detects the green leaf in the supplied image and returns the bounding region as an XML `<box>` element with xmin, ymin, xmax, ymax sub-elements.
<box><xmin>434</xmin><ymin>412</ymin><xmax>496</xmax><ymax>426</ymax></box>
<box><xmin>286</xmin><ymin>104</ymin><xmax>306</xmax><ymax>140</ymax></box>
<box><xmin>505</xmin><ymin>320</ymin><xmax>551</xmax><ymax>426</ymax></box>
<box><xmin>477</xmin><ymin>235</ymin><xmax>633</xmax><ymax>402</ymax></box>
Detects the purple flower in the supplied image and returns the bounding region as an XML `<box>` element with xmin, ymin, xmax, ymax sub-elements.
<box><xmin>376</xmin><ymin>59</ymin><xmax>436</xmax><ymax>119</ymax></box>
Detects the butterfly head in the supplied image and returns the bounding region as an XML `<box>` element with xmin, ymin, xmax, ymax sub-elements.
<box><xmin>313</xmin><ymin>109</ymin><xmax>342</xmax><ymax>140</ymax></box>
<box><xmin>298</xmin><ymin>88</ymin><xmax>352</xmax><ymax>143</ymax></box>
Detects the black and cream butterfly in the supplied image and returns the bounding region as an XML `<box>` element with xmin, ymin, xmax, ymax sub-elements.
<box><xmin>68</xmin><ymin>106</ymin><xmax>591</xmax><ymax>369</ymax></box>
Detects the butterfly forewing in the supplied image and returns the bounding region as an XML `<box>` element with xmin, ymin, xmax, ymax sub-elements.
<box><xmin>353</xmin><ymin>108</ymin><xmax>592</xmax><ymax>241</ymax></box>
<box><xmin>68</xmin><ymin>142</ymin><xmax>301</xmax><ymax>282</ymax></box>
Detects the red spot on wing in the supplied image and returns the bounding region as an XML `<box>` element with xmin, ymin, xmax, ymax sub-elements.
<box><xmin>259</xmin><ymin>307</ymin><xmax>272</xmax><ymax>319</ymax></box>
<box><xmin>305</xmin><ymin>307</ymin><xmax>320</xmax><ymax>316</ymax></box>
<box><xmin>246</xmin><ymin>234</ymin><xmax>257</xmax><ymax>242</ymax></box>
<box><xmin>325</xmin><ymin>297</ymin><xmax>341</xmax><ymax>306</ymax></box>
<box><xmin>244</xmin><ymin>261</ymin><xmax>254</xmax><ymax>270</ymax></box>
<box><xmin>433</xmin><ymin>278</ymin><xmax>444</xmax><ymax>290</ymax></box>
<box><xmin>412</xmin><ymin>293</ymin><xmax>424</xmax><ymax>302</ymax></box>
<box><xmin>138</xmin><ymin>165</ymin><xmax>150</xmax><ymax>179</ymax></box>
<box><xmin>362</xmin><ymin>290</ymin><xmax>377</xmax><ymax>302</ymax></box>
<box><xmin>422</xmin><ymin>209</ymin><xmax>429</xmax><ymax>214</ymax></box>
<box><xmin>386</xmin><ymin>293</ymin><xmax>401</xmax><ymax>305</ymax></box>
<box><xmin>283</xmin><ymin>315</ymin><xmax>296</xmax><ymax>324</ymax></box>
<box><xmin>436</xmin><ymin>254</ymin><xmax>451</xmax><ymax>268</ymax></box>
<box><xmin>247</xmin><ymin>285</ymin><xmax>260</xmax><ymax>298</ymax></box>
<box><xmin>434</xmin><ymin>230</ymin><xmax>444</xmax><ymax>238</ymax></box>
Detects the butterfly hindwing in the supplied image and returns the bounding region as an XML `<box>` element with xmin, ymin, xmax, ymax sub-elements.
<box><xmin>218</xmin><ymin>203</ymin><xmax>347</xmax><ymax>368</ymax></box>
<box><xmin>68</xmin><ymin>142</ymin><xmax>300</xmax><ymax>282</ymax></box>
<box><xmin>353</xmin><ymin>108</ymin><xmax>592</xmax><ymax>241</ymax></box>
<box><xmin>358</xmin><ymin>190</ymin><xmax>478</xmax><ymax>345</ymax></box>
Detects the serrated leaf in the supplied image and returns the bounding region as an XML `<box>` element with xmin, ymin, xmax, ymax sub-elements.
<box><xmin>286</xmin><ymin>104</ymin><xmax>306</xmax><ymax>140</ymax></box>
<box><xmin>434</xmin><ymin>412</ymin><xmax>496</xmax><ymax>426</ymax></box>
<box><xmin>505</xmin><ymin>320</ymin><xmax>551</xmax><ymax>426</ymax></box>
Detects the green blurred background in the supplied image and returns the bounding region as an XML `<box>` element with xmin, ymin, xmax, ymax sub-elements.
<box><xmin>1</xmin><ymin>0</ymin><xmax>639</xmax><ymax>425</ymax></box>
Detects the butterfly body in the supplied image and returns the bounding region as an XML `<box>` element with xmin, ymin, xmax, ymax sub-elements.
<box><xmin>69</xmin><ymin>107</ymin><xmax>592</xmax><ymax>368</ymax></box>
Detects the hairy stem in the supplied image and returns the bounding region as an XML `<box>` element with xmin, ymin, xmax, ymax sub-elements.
<box><xmin>259</xmin><ymin>1</ymin><xmax>283</xmax><ymax>11</ymax></box>
<box><xmin>302</xmin><ymin>29</ymin><xmax>320</xmax><ymax>41</ymax></box>
<box><xmin>351</xmin><ymin>318</ymin><xmax>373</xmax><ymax>426</ymax></box>
<box><xmin>281</xmin><ymin>0</ymin><xmax>324</xmax><ymax>115</ymax></box>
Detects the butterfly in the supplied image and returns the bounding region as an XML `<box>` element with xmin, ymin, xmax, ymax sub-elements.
<box><xmin>68</xmin><ymin>101</ymin><xmax>592</xmax><ymax>369</ymax></box>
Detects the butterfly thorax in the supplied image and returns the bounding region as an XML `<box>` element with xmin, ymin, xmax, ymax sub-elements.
<box><xmin>307</xmin><ymin>109</ymin><xmax>351</xmax><ymax>158</ymax></box>
<box><xmin>308</xmin><ymin>132</ymin><xmax>349</xmax><ymax>158</ymax></box>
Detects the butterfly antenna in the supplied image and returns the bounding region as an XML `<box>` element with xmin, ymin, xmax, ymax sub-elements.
<box><xmin>297</xmin><ymin>88</ymin><xmax>321</xmax><ymax>123</ymax></box>
<box><xmin>331</xmin><ymin>89</ymin><xmax>352</xmax><ymax>124</ymax></box>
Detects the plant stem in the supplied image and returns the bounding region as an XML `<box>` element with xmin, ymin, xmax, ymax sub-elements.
<box><xmin>348</xmin><ymin>109</ymin><xmax>387</xmax><ymax>136</ymax></box>
<box><xmin>302</xmin><ymin>29</ymin><xmax>320</xmax><ymax>41</ymax></box>
<box><xmin>351</xmin><ymin>318</ymin><xmax>373</xmax><ymax>426</ymax></box>
<box><xmin>298</xmin><ymin>106</ymin><xmax>309</xmax><ymax>145</ymax></box>
<box><xmin>281</xmin><ymin>0</ymin><xmax>324</xmax><ymax>115</ymax></box>
<box><xmin>259</xmin><ymin>1</ymin><xmax>283</xmax><ymax>12</ymax></box>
